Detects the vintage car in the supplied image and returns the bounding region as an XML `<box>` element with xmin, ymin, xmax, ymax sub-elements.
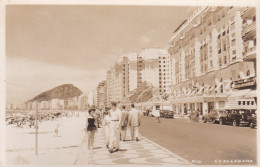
<box><xmin>247</xmin><ymin>113</ymin><xmax>257</xmax><ymax>128</ymax></box>
<box><xmin>160</xmin><ymin>106</ymin><xmax>174</xmax><ymax>118</ymax></box>
<box><xmin>218</xmin><ymin>109</ymin><xmax>243</xmax><ymax>126</ymax></box>
<box><xmin>202</xmin><ymin>109</ymin><xmax>226</xmax><ymax>124</ymax></box>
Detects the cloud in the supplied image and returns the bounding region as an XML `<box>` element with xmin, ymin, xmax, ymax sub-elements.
<box><xmin>138</xmin><ymin>35</ymin><xmax>151</xmax><ymax>44</ymax></box>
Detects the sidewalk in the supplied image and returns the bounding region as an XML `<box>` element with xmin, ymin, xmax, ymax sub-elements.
<box><xmin>74</xmin><ymin>126</ymin><xmax>191</xmax><ymax>165</ymax></box>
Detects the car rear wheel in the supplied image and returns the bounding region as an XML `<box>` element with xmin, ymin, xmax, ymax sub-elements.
<box><xmin>219</xmin><ymin>118</ymin><xmax>225</xmax><ymax>125</ymax></box>
<box><xmin>212</xmin><ymin>119</ymin><xmax>217</xmax><ymax>124</ymax></box>
<box><xmin>233</xmin><ymin>120</ymin><xmax>240</xmax><ymax>126</ymax></box>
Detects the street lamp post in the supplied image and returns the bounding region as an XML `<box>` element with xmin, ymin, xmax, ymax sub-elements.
<box><xmin>35</xmin><ymin>100</ymin><xmax>38</xmax><ymax>155</ymax></box>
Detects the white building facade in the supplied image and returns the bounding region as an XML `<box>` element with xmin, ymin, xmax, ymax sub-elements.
<box><xmin>168</xmin><ymin>6</ymin><xmax>256</xmax><ymax>115</ymax></box>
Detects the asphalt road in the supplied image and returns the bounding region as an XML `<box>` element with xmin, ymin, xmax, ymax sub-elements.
<box><xmin>139</xmin><ymin>116</ymin><xmax>257</xmax><ymax>165</ymax></box>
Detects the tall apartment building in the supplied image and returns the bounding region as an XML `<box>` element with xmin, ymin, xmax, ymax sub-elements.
<box><xmin>122</xmin><ymin>52</ymin><xmax>138</xmax><ymax>92</ymax></box>
<box><xmin>87</xmin><ymin>90</ymin><xmax>97</xmax><ymax>107</ymax></box>
<box><xmin>137</xmin><ymin>48</ymin><xmax>172</xmax><ymax>94</ymax></box>
<box><xmin>50</xmin><ymin>99</ymin><xmax>64</xmax><ymax>110</ymax></box>
<box><xmin>97</xmin><ymin>80</ymin><xmax>106</xmax><ymax>109</ymax></box>
<box><xmin>168</xmin><ymin>6</ymin><xmax>256</xmax><ymax>115</ymax></box>
<box><xmin>105</xmin><ymin>55</ymin><xmax>131</xmax><ymax>107</ymax></box>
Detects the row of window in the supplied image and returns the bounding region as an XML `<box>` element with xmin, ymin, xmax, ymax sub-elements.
<box><xmin>238</xmin><ymin>101</ymin><xmax>255</xmax><ymax>105</ymax></box>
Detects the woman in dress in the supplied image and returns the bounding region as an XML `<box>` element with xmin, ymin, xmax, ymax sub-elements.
<box><xmin>86</xmin><ymin>109</ymin><xmax>98</xmax><ymax>150</ymax></box>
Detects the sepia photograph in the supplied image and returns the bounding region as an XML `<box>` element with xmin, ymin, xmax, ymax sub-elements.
<box><xmin>1</xmin><ymin>0</ymin><xmax>259</xmax><ymax>166</ymax></box>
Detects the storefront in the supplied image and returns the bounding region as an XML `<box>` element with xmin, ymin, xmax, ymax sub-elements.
<box><xmin>170</xmin><ymin>95</ymin><xmax>227</xmax><ymax>115</ymax></box>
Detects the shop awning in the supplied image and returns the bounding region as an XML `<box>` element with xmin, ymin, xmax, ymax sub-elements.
<box><xmin>243</xmin><ymin>89</ymin><xmax>256</xmax><ymax>98</ymax></box>
<box><xmin>228</xmin><ymin>89</ymin><xmax>252</xmax><ymax>99</ymax></box>
<box><xmin>170</xmin><ymin>95</ymin><xmax>227</xmax><ymax>104</ymax></box>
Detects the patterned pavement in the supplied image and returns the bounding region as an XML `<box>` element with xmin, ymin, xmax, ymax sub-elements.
<box><xmin>74</xmin><ymin>126</ymin><xmax>191</xmax><ymax>165</ymax></box>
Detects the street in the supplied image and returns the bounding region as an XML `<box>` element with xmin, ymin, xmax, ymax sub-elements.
<box><xmin>139</xmin><ymin>115</ymin><xmax>257</xmax><ymax>165</ymax></box>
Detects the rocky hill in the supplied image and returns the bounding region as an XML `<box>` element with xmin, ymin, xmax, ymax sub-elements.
<box><xmin>29</xmin><ymin>84</ymin><xmax>82</xmax><ymax>102</ymax></box>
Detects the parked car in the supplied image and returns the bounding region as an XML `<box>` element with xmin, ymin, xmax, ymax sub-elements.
<box><xmin>160</xmin><ymin>109</ymin><xmax>174</xmax><ymax>118</ymax></box>
<box><xmin>219</xmin><ymin>109</ymin><xmax>242</xmax><ymax>126</ymax></box>
<box><xmin>236</xmin><ymin>109</ymin><xmax>253</xmax><ymax>126</ymax></box>
<box><xmin>202</xmin><ymin>109</ymin><xmax>226</xmax><ymax>124</ymax></box>
<box><xmin>248</xmin><ymin>113</ymin><xmax>257</xmax><ymax>128</ymax></box>
<box><xmin>160</xmin><ymin>106</ymin><xmax>174</xmax><ymax>118</ymax></box>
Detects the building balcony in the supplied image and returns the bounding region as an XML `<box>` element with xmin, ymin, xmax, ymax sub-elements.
<box><xmin>242</xmin><ymin>21</ymin><xmax>256</xmax><ymax>38</ymax></box>
<box><xmin>233</xmin><ymin>76</ymin><xmax>256</xmax><ymax>89</ymax></box>
<box><xmin>243</xmin><ymin>46</ymin><xmax>256</xmax><ymax>61</ymax></box>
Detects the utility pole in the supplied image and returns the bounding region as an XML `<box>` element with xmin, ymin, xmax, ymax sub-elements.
<box><xmin>35</xmin><ymin>100</ymin><xmax>38</xmax><ymax>155</ymax></box>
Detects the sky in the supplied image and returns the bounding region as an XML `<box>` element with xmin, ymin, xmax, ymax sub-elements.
<box><xmin>6</xmin><ymin>5</ymin><xmax>191</xmax><ymax>104</ymax></box>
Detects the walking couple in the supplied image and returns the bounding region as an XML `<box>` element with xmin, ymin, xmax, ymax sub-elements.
<box><xmin>104</xmin><ymin>102</ymin><xmax>141</xmax><ymax>153</ymax></box>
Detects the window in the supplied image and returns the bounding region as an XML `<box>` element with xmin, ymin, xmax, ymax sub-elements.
<box><xmin>238</xmin><ymin>101</ymin><xmax>241</xmax><ymax>105</ymax></box>
<box><xmin>247</xmin><ymin>70</ymin><xmax>250</xmax><ymax>76</ymax></box>
<box><xmin>247</xmin><ymin>101</ymin><xmax>250</xmax><ymax>105</ymax></box>
<box><xmin>243</xmin><ymin>101</ymin><xmax>245</xmax><ymax>105</ymax></box>
<box><xmin>253</xmin><ymin>16</ymin><xmax>256</xmax><ymax>22</ymax></box>
<box><xmin>224</xmin><ymin>56</ymin><xmax>227</xmax><ymax>64</ymax></box>
<box><xmin>231</xmin><ymin>39</ymin><xmax>236</xmax><ymax>47</ymax></box>
<box><xmin>219</xmin><ymin>58</ymin><xmax>222</xmax><ymax>66</ymax></box>
<box><xmin>251</xmin><ymin>101</ymin><xmax>254</xmax><ymax>105</ymax></box>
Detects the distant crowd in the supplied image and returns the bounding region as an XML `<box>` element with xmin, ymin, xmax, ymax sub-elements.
<box><xmin>5</xmin><ymin>111</ymin><xmax>79</xmax><ymax>128</ymax></box>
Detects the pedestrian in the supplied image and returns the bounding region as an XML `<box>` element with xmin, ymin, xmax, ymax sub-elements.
<box><xmin>54</xmin><ymin>123</ymin><xmax>60</xmax><ymax>137</ymax></box>
<box><xmin>120</xmin><ymin>105</ymin><xmax>128</xmax><ymax>141</ymax></box>
<box><xmin>153</xmin><ymin>105</ymin><xmax>161</xmax><ymax>123</ymax></box>
<box><xmin>103</xmin><ymin>110</ymin><xmax>111</xmax><ymax>148</ymax></box>
<box><xmin>86</xmin><ymin>109</ymin><xmax>98</xmax><ymax>150</ymax></box>
<box><xmin>108</xmin><ymin>102</ymin><xmax>121</xmax><ymax>153</ymax></box>
<box><xmin>128</xmin><ymin>103</ymin><xmax>141</xmax><ymax>141</ymax></box>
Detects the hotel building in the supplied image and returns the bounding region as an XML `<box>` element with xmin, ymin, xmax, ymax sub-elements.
<box><xmin>97</xmin><ymin>80</ymin><xmax>106</xmax><ymax>109</ymax></box>
<box><xmin>137</xmin><ymin>48</ymin><xmax>172</xmax><ymax>94</ymax></box>
<box><xmin>168</xmin><ymin>6</ymin><xmax>256</xmax><ymax>115</ymax></box>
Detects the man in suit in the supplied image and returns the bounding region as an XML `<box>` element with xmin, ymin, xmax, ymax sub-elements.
<box><xmin>120</xmin><ymin>105</ymin><xmax>128</xmax><ymax>141</ymax></box>
<box><xmin>128</xmin><ymin>103</ymin><xmax>141</xmax><ymax>141</ymax></box>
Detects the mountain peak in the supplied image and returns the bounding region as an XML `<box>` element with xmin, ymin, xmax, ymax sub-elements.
<box><xmin>29</xmin><ymin>84</ymin><xmax>82</xmax><ymax>102</ymax></box>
